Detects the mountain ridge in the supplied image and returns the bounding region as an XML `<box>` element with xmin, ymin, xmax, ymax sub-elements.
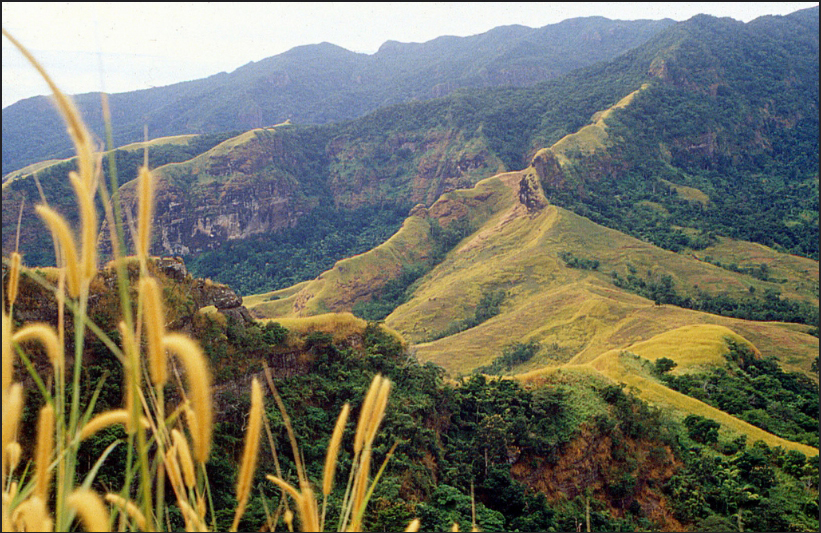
<box><xmin>3</xmin><ymin>16</ymin><xmax>675</xmax><ymax>174</ymax></box>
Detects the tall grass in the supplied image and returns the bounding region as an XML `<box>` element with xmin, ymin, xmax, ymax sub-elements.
<box><xmin>1</xmin><ymin>30</ymin><xmax>401</xmax><ymax>532</ymax></box>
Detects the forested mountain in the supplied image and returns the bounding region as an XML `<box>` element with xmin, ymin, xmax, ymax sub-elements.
<box><xmin>2</xmin><ymin>8</ymin><xmax>818</xmax><ymax>533</ymax></box>
<box><xmin>5</xmin><ymin>7</ymin><xmax>816</xmax><ymax>292</ymax></box>
<box><xmin>2</xmin><ymin>16</ymin><xmax>673</xmax><ymax>174</ymax></box>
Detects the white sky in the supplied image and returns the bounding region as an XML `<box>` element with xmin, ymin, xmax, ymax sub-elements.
<box><xmin>2</xmin><ymin>2</ymin><xmax>818</xmax><ymax>109</ymax></box>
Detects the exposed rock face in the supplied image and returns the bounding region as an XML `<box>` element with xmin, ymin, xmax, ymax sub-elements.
<box><xmin>189</xmin><ymin>274</ymin><xmax>254</xmax><ymax>325</ymax></box>
<box><xmin>155</xmin><ymin>256</ymin><xmax>189</xmax><ymax>281</ymax></box>
<box><xmin>518</xmin><ymin>174</ymin><xmax>548</xmax><ymax>213</ymax></box>
<box><xmin>153</xmin><ymin>178</ymin><xmax>306</xmax><ymax>256</ymax></box>
<box><xmin>530</xmin><ymin>148</ymin><xmax>565</xmax><ymax>189</ymax></box>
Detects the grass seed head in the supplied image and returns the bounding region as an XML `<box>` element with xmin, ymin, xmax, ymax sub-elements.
<box><xmin>140</xmin><ymin>277</ymin><xmax>168</xmax><ymax>386</ymax></box>
<box><xmin>104</xmin><ymin>494</ymin><xmax>147</xmax><ymax>531</ymax></box>
<box><xmin>137</xmin><ymin>166</ymin><xmax>155</xmax><ymax>262</ymax></box>
<box><xmin>34</xmin><ymin>403</ymin><xmax>55</xmax><ymax>501</ymax></box>
<box><xmin>79</xmin><ymin>409</ymin><xmax>148</xmax><ymax>440</ymax></box>
<box><xmin>2</xmin><ymin>384</ymin><xmax>23</xmax><ymax>487</ymax></box>
<box><xmin>365</xmin><ymin>378</ymin><xmax>391</xmax><ymax>448</ymax></box>
<box><xmin>12</xmin><ymin>323</ymin><xmax>64</xmax><ymax>371</ymax></box>
<box><xmin>68</xmin><ymin>171</ymin><xmax>98</xmax><ymax>281</ymax></box>
<box><xmin>162</xmin><ymin>333</ymin><xmax>213</xmax><ymax>462</ymax></box>
<box><xmin>322</xmin><ymin>402</ymin><xmax>350</xmax><ymax>496</ymax></box>
<box><xmin>34</xmin><ymin>205</ymin><xmax>82</xmax><ymax>297</ymax></box>
<box><xmin>7</xmin><ymin>252</ymin><xmax>21</xmax><ymax>306</ymax></box>
<box><xmin>172</xmin><ymin>429</ymin><xmax>196</xmax><ymax>489</ymax></box>
<box><xmin>5</xmin><ymin>442</ymin><xmax>22</xmax><ymax>476</ymax></box>
<box><xmin>233</xmin><ymin>378</ymin><xmax>264</xmax><ymax>531</ymax></box>
<box><xmin>67</xmin><ymin>488</ymin><xmax>110</xmax><ymax>532</ymax></box>
<box><xmin>354</xmin><ymin>374</ymin><xmax>382</xmax><ymax>455</ymax></box>
<box><xmin>2</xmin><ymin>312</ymin><xmax>13</xmax><ymax>391</ymax></box>
<box><xmin>118</xmin><ymin>321</ymin><xmax>140</xmax><ymax>432</ymax></box>
<box><xmin>11</xmin><ymin>495</ymin><xmax>52</xmax><ymax>533</ymax></box>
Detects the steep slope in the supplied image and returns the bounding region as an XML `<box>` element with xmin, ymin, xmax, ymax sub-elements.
<box><xmin>3</xmin><ymin>17</ymin><xmax>673</xmax><ymax>174</ymax></box>
<box><xmin>537</xmin><ymin>7</ymin><xmax>819</xmax><ymax>259</ymax></box>
<box><xmin>247</xmin><ymin>162</ymin><xmax>818</xmax><ymax>455</ymax></box>
<box><xmin>1</xmin><ymin>131</ymin><xmax>240</xmax><ymax>267</ymax></box>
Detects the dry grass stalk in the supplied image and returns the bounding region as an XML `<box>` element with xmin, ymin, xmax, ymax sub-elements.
<box><xmin>178</xmin><ymin>499</ymin><xmax>208</xmax><ymax>532</ymax></box>
<box><xmin>232</xmin><ymin>378</ymin><xmax>264</xmax><ymax>531</ymax></box>
<box><xmin>66</xmin><ymin>488</ymin><xmax>110</xmax><ymax>532</ymax></box>
<box><xmin>265</xmin><ymin>474</ymin><xmax>320</xmax><ymax>531</ymax></box>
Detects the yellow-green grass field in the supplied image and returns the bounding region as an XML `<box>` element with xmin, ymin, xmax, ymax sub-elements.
<box><xmin>257</xmin><ymin>312</ymin><xmax>405</xmax><ymax>348</ymax></box>
<box><xmin>242</xmin><ymin>154</ymin><xmax>818</xmax><ymax>457</ymax></box>
<box><xmin>692</xmin><ymin>235</ymin><xmax>819</xmax><ymax>302</ymax></box>
<box><xmin>588</xmin><ymin>348</ymin><xmax>817</xmax><ymax>455</ymax></box>
<box><xmin>383</xmin><ymin>172</ymin><xmax>816</xmax><ymax>375</ymax></box>
<box><xmin>551</xmin><ymin>84</ymin><xmax>648</xmax><ymax>165</ymax></box>
<box><xmin>658</xmin><ymin>179</ymin><xmax>710</xmax><ymax>206</ymax></box>
<box><xmin>513</xmin><ymin>335</ymin><xmax>818</xmax><ymax>457</ymax></box>
<box><xmin>246</xmin><ymin>172</ymin><xmax>517</xmax><ymax>319</ymax></box>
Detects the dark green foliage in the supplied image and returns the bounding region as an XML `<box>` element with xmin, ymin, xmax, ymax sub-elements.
<box><xmin>702</xmin><ymin>257</ymin><xmax>779</xmax><ymax>282</ymax></box>
<box><xmin>653</xmin><ymin>357</ymin><xmax>678</xmax><ymax>375</ymax></box>
<box><xmin>661</xmin><ymin>338</ymin><xmax>820</xmax><ymax>447</ymax></box>
<box><xmin>683</xmin><ymin>415</ymin><xmax>720</xmax><ymax>444</ymax></box>
<box><xmin>667</xmin><ymin>435</ymin><xmax>819</xmax><ymax>532</ymax></box>
<box><xmin>261</xmin><ymin>321</ymin><xmax>288</xmax><ymax>345</ymax></box>
<box><xmin>353</xmin><ymin>264</ymin><xmax>428</xmax><ymax>321</ymax></box>
<box><xmin>429</xmin><ymin>289</ymin><xmax>506</xmax><ymax>340</ymax></box>
<box><xmin>187</xmin><ymin>203</ymin><xmax>409</xmax><ymax>296</ymax></box>
<box><xmin>352</xmin><ymin>218</ymin><xmax>477</xmax><ymax>321</ymax></box>
<box><xmin>475</xmin><ymin>340</ymin><xmax>541</xmax><ymax>375</ymax></box>
<box><xmin>611</xmin><ymin>267</ymin><xmax>819</xmax><ymax>326</ymax></box>
<box><xmin>428</xmin><ymin>217</ymin><xmax>475</xmax><ymax>264</ymax></box>
<box><xmin>57</xmin><ymin>313</ymin><xmax>819</xmax><ymax>532</ymax></box>
<box><xmin>559</xmin><ymin>251</ymin><xmax>600</xmax><ymax>270</ymax></box>
<box><xmin>541</xmin><ymin>12</ymin><xmax>819</xmax><ymax>260</ymax></box>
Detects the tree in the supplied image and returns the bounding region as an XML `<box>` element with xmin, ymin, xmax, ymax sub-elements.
<box><xmin>684</xmin><ymin>414</ymin><xmax>720</xmax><ymax>444</ymax></box>
<box><xmin>654</xmin><ymin>357</ymin><xmax>677</xmax><ymax>375</ymax></box>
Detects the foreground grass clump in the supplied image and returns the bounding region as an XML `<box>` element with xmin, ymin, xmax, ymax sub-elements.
<box><xmin>1</xmin><ymin>30</ymin><xmax>401</xmax><ymax>532</ymax></box>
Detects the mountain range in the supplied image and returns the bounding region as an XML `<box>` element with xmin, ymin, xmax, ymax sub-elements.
<box><xmin>2</xmin><ymin>8</ymin><xmax>819</xmax><ymax>530</ymax></box>
<box><xmin>2</xmin><ymin>16</ymin><xmax>674</xmax><ymax>175</ymax></box>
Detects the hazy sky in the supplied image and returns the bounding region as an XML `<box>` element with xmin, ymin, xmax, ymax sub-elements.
<box><xmin>2</xmin><ymin>2</ymin><xmax>818</xmax><ymax>108</ymax></box>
